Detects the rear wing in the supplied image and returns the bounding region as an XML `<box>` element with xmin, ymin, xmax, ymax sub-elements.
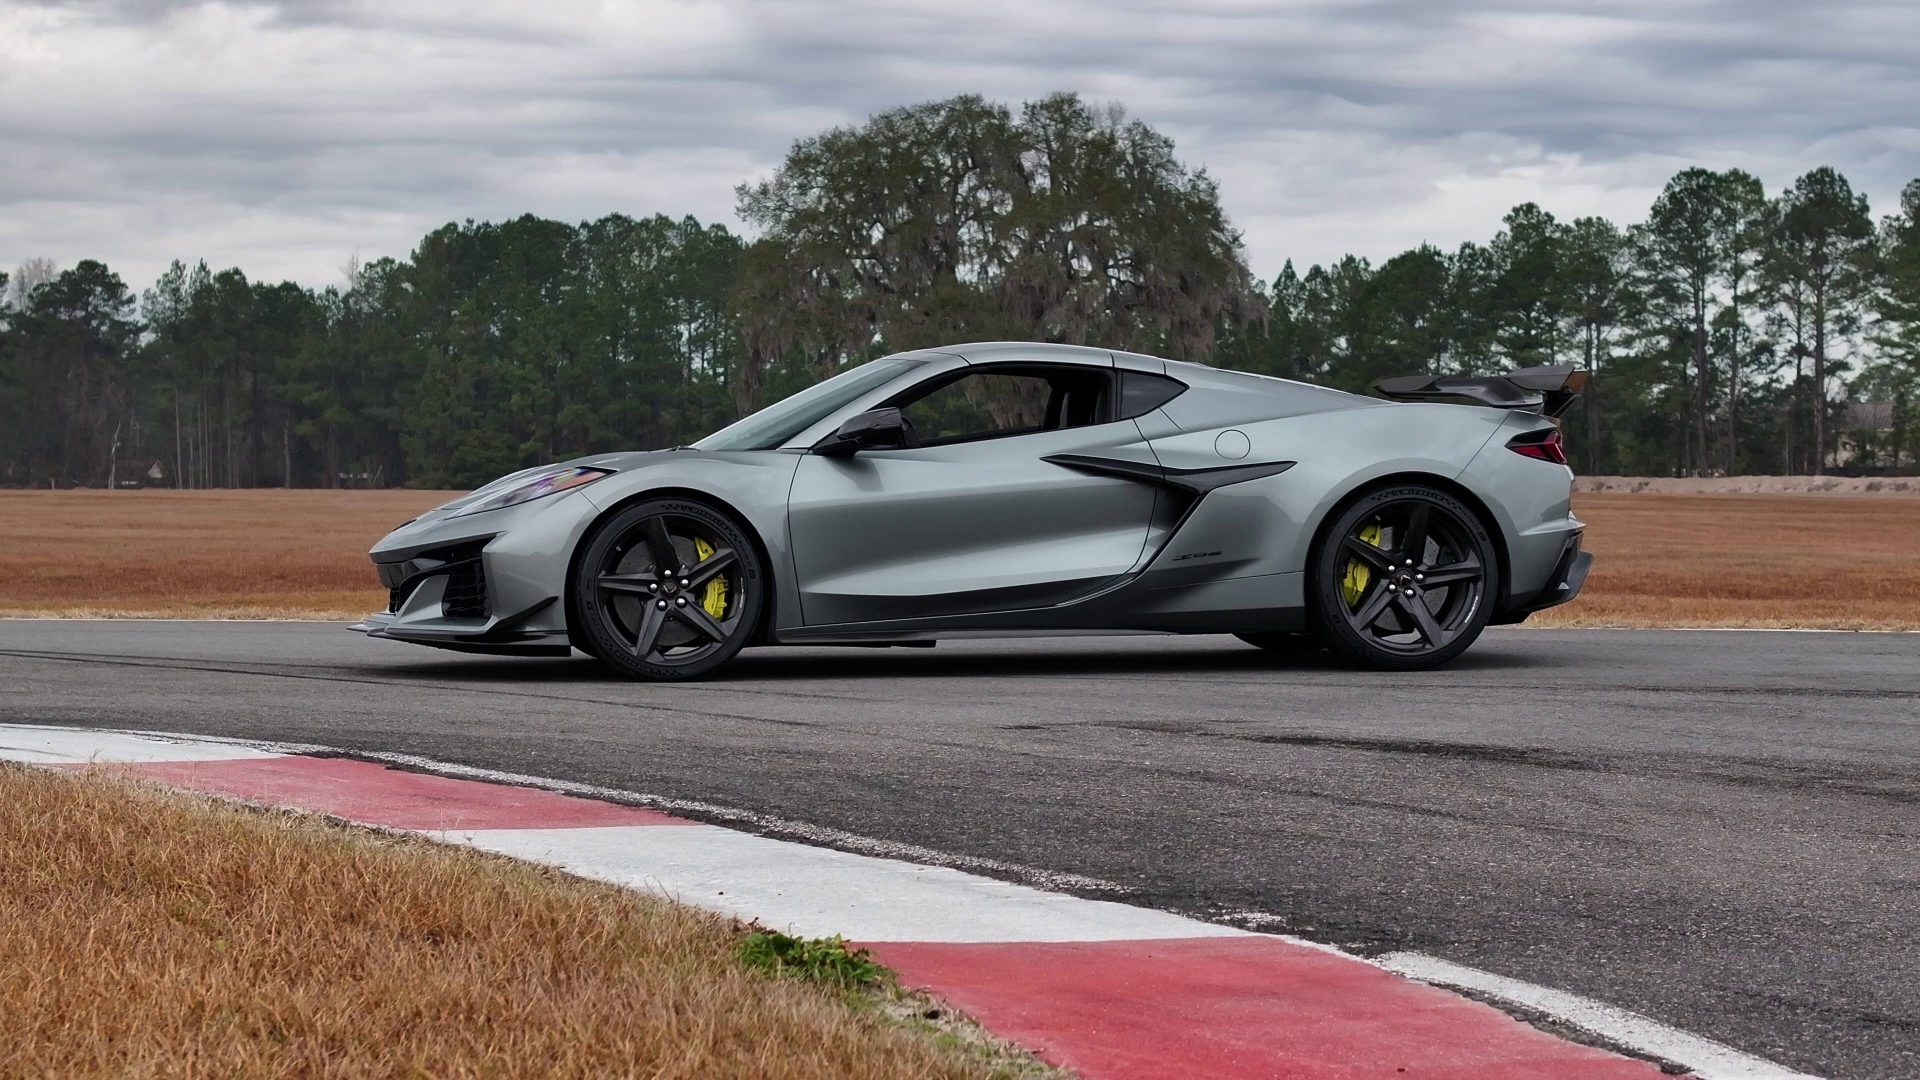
<box><xmin>1375</xmin><ymin>365</ymin><xmax>1590</xmax><ymax>419</ymax></box>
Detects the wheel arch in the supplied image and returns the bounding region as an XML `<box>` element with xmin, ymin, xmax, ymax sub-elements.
<box><xmin>1304</xmin><ymin>471</ymin><xmax>1512</xmax><ymax>612</ymax></box>
<box><xmin>564</xmin><ymin>485</ymin><xmax>782</xmax><ymax>651</ymax></box>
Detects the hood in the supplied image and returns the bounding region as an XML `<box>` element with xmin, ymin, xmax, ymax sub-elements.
<box><xmin>421</xmin><ymin>446</ymin><xmax>756</xmax><ymax>517</ymax></box>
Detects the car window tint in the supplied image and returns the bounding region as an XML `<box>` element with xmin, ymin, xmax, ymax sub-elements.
<box><xmin>696</xmin><ymin>358</ymin><xmax>919</xmax><ymax>450</ymax></box>
<box><xmin>1117</xmin><ymin>371</ymin><xmax>1187</xmax><ymax>419</ymax></box>
<box><xmin>900</xmin><ymin>372</ymin><xmax>1053</xmax><ymax>445</ymax></box>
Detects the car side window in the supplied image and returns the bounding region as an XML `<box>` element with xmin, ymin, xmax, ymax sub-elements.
<box><xmin>1117</xmin><ymin>371</ymin><xmax>1187</xmax><ymax>419</ymax></box>
<box><xmin>893</xmin><ymin>366</ymin><xmax>1113</xmax><ymax>447</ymax></box>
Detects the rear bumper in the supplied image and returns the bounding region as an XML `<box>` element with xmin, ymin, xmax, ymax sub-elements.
<box><xmin>1492</xmin><ymin>536</ymin><xmax>1592</xmax><ymax>625</ymax></box>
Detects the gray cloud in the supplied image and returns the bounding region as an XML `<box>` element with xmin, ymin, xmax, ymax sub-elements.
<box><xmin>2</xmin><ymin>0</ymin><xmax>1915</xmax><ymax>291</ymax></box>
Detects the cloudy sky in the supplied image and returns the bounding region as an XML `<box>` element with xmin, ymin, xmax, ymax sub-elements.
<box><xmin>3</xmin><ymin>0</ymin><xmax>1917</xmax><ymax>291</ymax></box>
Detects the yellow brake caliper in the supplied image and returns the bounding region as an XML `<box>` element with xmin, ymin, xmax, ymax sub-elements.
<box><xmin>1343</xmin><ymin>523</ymin><xmax>1383</xmax><ymax>607</ymax></box>
<box><xmin>693</xmin><ymin>538</ymin><xmax>729</xmax><ymax>619</ymax></box>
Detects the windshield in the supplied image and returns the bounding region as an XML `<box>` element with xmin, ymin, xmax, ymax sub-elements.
<box><xmin>695</xmin><ymin>359</ymin><xmax>922</xmax><ymax>451</ymax></box>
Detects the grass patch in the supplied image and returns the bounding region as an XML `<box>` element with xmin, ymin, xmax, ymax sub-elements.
<box><xmin>740</xmin><ymin>930</ymin><xmax>891</xmax><ymax>991</ymax></box>
<box><xmin>0</xmin><ymin>763</ymin><xmax>1045</xmax><ymax>1078</ymax></box>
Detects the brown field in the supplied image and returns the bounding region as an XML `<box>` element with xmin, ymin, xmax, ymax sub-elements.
<box><xmin>0</xmin><ymin>764</ymin><xmax>1037</xmax><ymax>1079</ymax></box>
<box><xmin>1531</xmin><ymin>493</ymin><xmax>1920</xmax><ymax>630</ymax></box>
<box><xmin>0</xmin><ymin>488</ymin><xmax>1915</xmax><ymax>629</ymax></box>
<box><xmin>0</xmin><ymin>489</ymin><xmax>450</xmax><ymax>619</ymax></box>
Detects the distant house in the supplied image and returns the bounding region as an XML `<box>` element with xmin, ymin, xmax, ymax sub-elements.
<box><xmin>1835</xmin><ymin>401</ymin><xmax>1909</xmax><ymax>469</ymax></box>
<box><xmin>109</xmin><ymin>460</ymin><xmax>167</xmax><ymax>489</ymax></box>
<box><xmin>1844</xmin><ymin>401</ymin><xmax>1895</xmax><ymax>432</ymax></box>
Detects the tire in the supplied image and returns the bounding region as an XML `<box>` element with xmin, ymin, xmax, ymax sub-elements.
<box><xmin>571</xmin><ymin>497</ymin><xmax>766</xmax><ymax>681</ymax></box>
<box><xmin>1235</xmin><ymin>632</ymin><xmax>1325</xmax><ymax>655</ymax></box>
<box><xmin>1308</xmin><ymin>484</ymin><xmax>1497</xmax><ymax>671</ymax></box>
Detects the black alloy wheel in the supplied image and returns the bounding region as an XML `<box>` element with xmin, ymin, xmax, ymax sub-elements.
<box><xmin>1310</xmin><ymin>485</ymin><xmax>1497</xmax><ymax>670</ymax></box>
<box><xmin>573</xmin><ymin>498</ymin><xmax>764</xmax><ymax>681</ymax></box>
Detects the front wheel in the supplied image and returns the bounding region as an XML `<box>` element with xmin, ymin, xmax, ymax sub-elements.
<box><xmin>572</xmin><ymin>498</ymin><xmax>765</xmax><ymax>681</ymax></box>
<box><xmin>1309</xmin><ymin>485</ymin><xmax>1497</xmax><ymax>671</ymax></box>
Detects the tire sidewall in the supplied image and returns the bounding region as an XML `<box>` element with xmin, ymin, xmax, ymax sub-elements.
<box><xmin>573</xmin><ymin>497</ymin><xmax>765</xmax><ymax>681</ymax></box>
<box><xmin>1309</xmin><ymin>485</ymin><xmax>1497</xmax><ymax>671</ymax></box>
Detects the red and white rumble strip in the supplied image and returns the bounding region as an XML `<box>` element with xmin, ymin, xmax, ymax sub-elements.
<box><xmin>3</xmin><ymin>724</ymin><xmax>1816</xmax><ymax>1080</ymax></box>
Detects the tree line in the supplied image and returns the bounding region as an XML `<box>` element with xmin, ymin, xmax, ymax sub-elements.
<box><xmin>3</xmin><ymin>92</ymin><xmax>1917</xmax><ymax>490</ymax></box>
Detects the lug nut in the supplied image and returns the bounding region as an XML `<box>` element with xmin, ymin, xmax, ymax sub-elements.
<box><xmin>655</xmin><ymin>600</ymin><xmax>667</xmax><ymax>610</ymax></box>
<box><xmin>1415</xmin><ymin>574</ymin><xmax>1424</xmax><ymax>581</ymax></box>
<box><xmin>680</xmin><ymin>578</ymin><xmax>690</xmax><ymax>588</ymax></box>
<box><xmin>647</xmin><ymin>583</ymin><xmax>658</xmax><ymax>593</ymax></box>
<box><xmin>675</xmin><ymin>597</ymin><xmax>687</xmax><ymax>607</ymax></box>
<box><xmin>1404</xmin><ymin>588</ymin><xmax>1415</xmax><ymax>596</ymax></box>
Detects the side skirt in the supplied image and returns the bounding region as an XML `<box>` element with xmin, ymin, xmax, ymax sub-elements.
<box><xmin>772</xmin><ymin>574</ymin><xmax>1306</xmax><ymax>644</ymax></box>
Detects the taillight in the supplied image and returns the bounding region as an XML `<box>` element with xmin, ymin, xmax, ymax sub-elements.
<box><xmin>1508</xmin><ymin>428</ymin><xmax>1568</xmax><ymax>465</ymax></box>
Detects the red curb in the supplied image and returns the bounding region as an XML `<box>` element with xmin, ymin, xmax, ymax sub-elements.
<box><xmin>91</xmin><ymin>756</ymin><xmax>691</xmax><ymax>830</ymax></box>
<box><xmin>50</xmin><ymin>744</ymin><xmax>1690</xmax><ymax>1077</ymax></box>
<box><xmin>865</xmin><ymin>937</ymin><xmax>1668</xmax><ymax>1080</ymax></box>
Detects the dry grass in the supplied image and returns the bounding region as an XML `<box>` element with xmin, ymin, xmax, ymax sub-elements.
<box><xmin>1</xmin><ymin>488</ymin><xmax>1914</xmax><ymax>629</ymax></box>
<box><xmin>0</xmin><ymin>489</ymin><xmax>449</xmax><ymax>619</ymax></box>
<box><xmin>0</xmin><ymin>763</ymin><xmax>1036</xmax><ymax>1079</ymax></box>
<box><xmin>1529</xmin><ymin>493</ymin><xmax>1920</xmax><ymax>630</ymax></box>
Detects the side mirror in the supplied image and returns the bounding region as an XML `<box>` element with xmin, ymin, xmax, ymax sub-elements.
<box><xmin>814</xmin><ymin>407</ymin><xmax>908</xmax><ymax>457</ymax></box>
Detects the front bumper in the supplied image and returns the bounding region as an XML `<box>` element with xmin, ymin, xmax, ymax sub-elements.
<box><xmin>348</xmin><ymin>539</ymin><xmax>569</xmax><ymax>655</ymax></box>
<box><xmin>347</xmin><ymin>488</ymin><xmax>605</xmax><ymax>656</ymax></box>
<box><xmin>348</xmin><ymin>606</ymin><xmax>571</xmax><ymax>656</ymax></box>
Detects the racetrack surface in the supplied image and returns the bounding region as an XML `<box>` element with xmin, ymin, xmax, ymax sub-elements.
<box><xmin>3</xmin><ymin>622</ymin><xmax>1914</xmax><ymax>1079</ymax></box>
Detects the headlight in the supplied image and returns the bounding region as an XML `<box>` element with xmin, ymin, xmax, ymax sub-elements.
<box><xmin>449</xmin><ymin>466</ymin><xmax>612</xmax><ymax>518</ymax></box>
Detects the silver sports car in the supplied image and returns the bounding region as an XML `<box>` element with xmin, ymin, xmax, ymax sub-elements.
<box><xmin>352</xmin><ymin>342</ymin><xmax>1591</xmax><ymax>678</ymax></box>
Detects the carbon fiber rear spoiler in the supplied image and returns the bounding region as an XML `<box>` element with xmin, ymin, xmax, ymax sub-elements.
<box><xmin>1375</xmin><ymin>365</ymin><xmax>1590</xmax><ymax>418</ymax></box>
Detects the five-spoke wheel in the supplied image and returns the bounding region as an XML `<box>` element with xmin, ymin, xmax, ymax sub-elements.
<box><xmin>1310</xmin><ymin>485</ymin><xmax>1496</xmax><ymax>670</ymax></box>
<box><xmin>572</xmin><ymin>498</ymin><xmax>763</xmax><ymax>680</ymax></box>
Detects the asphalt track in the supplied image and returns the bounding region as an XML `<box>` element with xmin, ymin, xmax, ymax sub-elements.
<box><xmin>2</xmin><ymin>622</ymin><xmax>1914</xmax><ymax>1079</ymax></box>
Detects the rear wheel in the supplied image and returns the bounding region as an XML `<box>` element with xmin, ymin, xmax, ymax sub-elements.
<box><xmin>1309</xmin><ymin>485</ymin><xmax>1496</xmax><ymax>670</ymax></box>
<box><xmin>572</xmin><ymin>498</ymin><xmax>764</xmax><ymax>681</ymax></box>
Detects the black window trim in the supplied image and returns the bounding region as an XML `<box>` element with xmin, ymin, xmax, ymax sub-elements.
<box><xmin>1116</xmin><ymin>369</ymin><xmax>1190</xmax><ymax>420</ymax></box>
<box><xmin>874</xmin><ymin>361</ymin><xmax>1124</xmax><ymax>450</ymax></box>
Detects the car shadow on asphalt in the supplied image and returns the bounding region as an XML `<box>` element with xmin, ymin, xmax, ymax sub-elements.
<box><xmin>724</xmin><ymin>644</ymin><xmax>1549</xmax><ymax>681</ymax></box>
<box><xmin>373</xmin><ymin>641</ymin><xmax>1548</xmax><ymax>684</ymax></box>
